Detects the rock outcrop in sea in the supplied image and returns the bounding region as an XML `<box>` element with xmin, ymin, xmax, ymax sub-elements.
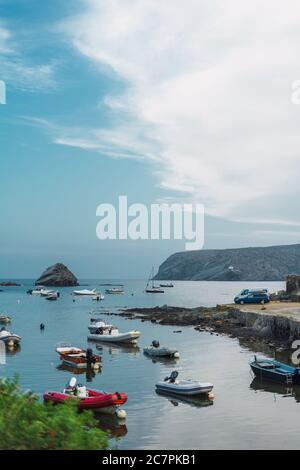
<box><xmin>155</xmin><ymin>243</ymin><xmax>300</xmax><ymax>281</ymax></box>
<box><xmin>35</xmin><ymin>263</ymin><xmax>79</xmax><ymax>287</ymax></box>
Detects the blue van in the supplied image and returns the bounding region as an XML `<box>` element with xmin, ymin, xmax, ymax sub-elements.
<box><xmin>234</xmin><ymin>289</ymin><xmax>270</xmax><ymax>305</ymax></box>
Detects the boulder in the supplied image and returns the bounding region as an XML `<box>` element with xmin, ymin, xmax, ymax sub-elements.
<box><xmin>35</xmin><ymin>263</ymin><xmax>79</xmax><ymax>287</ymax></box>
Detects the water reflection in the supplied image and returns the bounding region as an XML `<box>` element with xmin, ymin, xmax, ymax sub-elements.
<box><xmin>56</xmin><ymin>364</ymin><xmax>101</xmax><ymax>382</ymax></box>
<box><xmin>94</xmin><ymin>413</ymin><xmax>128</xmax><ymax>439</ymax></box>
<box><xmin>156</xmin><ymin>390</ymin><xmax>214</xmax><ymax>409</ymax></box>
<box><xmin>143</xmin><ymin>354</ymin><xmax>180</xmax><ymax>366</ymax></box>
<box><xmin>250</xmin><ymin>377</ymin><xmax>300</xmax><ymax>402</ymax></box>
<box><xmin>92</xmin><ymin>342</ymin><xmax>140</xmax><ymax>356</ymax></box>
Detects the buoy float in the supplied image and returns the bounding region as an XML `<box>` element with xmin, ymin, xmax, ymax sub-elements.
<box><xmin>174</xmin><ymin>352</ymin><xmax>180</xmax><ymax>358</ymax></box>
<box><xmin>208</xmin><ymin>392</ymin><xmax>215</xmax><ymax>400</ymax></box>
<box><xmin>8</xmin><ymin>339</ymin><xmax>14</xmax><ymax>348</ymax></box>
<box><xmin>116</xmin><ymin>408</ymin><xmax>127</xmax><ymax>419</ymax></box>
<box><xmin>92</xmin><ymin>362</ymin><xmax>100</xmax><ymax>370</ymax></box>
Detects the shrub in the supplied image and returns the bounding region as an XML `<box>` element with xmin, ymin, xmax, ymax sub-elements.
<box><xmin>0</xmin><ymin>377</ymin><xmax>109</xmax><ymax>450</ymax></box>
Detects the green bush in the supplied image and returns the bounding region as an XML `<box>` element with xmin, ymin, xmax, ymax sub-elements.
<box><xmin>0</xmin><ymin>377</ymin><xmax>109</xmax><ymax>450</ymax></box>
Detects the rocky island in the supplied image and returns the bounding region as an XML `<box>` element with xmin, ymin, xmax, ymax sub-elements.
<box><xmin>155</xmin><ymin>243</ymin><xmax>300</xmax><ymax>281</ymax></box>
<box><xmin>35</xmin><ymin>263</ymin><xmax>79</xmax><ymax>287</ymax></box>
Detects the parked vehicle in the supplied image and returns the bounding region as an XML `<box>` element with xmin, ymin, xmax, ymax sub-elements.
<box><xmin>234</xmin><ymin>289</ymin><xmax>270</xmax><ymax>304</ymax></box>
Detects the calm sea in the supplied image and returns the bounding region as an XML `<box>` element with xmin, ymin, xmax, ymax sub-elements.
<box><xmin>3</xmin><ymin>279</ymin><xmax>300</xmax><ymax>450</ymax></box>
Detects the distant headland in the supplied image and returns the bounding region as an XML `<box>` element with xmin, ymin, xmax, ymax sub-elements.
<box><xmin>154</xmin><ymin>243</ymin><xmax>300</xmax><ymax>281</ymax></box>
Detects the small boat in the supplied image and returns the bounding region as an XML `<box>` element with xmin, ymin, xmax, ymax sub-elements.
<box><xmin>45</xmin><ymin>292</ymin><xmax>59</xmax><ymax>301</ymax></box>
<box><xmin>88</xmin><ymin>328</ymin><xmax>141</xmax><ymax>344</ymax></box>
<box><xmin>92</xmin><ymin>294</ymin><xmax>105</xmax><ymax>301</ymax></box>
<box><xmin>44</xmin><ymin>377</ymin><xmax>127</xmax><ymax>417</ymax></box>
<box><xmin>88</xmin><ymin>319</ymin><xmax>114</xmax><ymax>334</ymax></box>
<box><xmin>73</xmin><ymin>289</ymin><xmax>99</xmax><ymax>296</ymax></box>
<box><xmin>155</xmin><ymin>371</ymin><xmax>214</xmax><ymax>396</ymax></box>
<box><xmin>0</xmin><ymin>315</ymin><xmax>11</xmax><ymax>324</ymax></box>
<box><xmin>0</xmin><ymin>327</ymin><xmax>21</xmax><ymax>346</ymax></box>
<box><xmin>145</xmin><ymin>267</ymin><xmax>164</xmax><ymax>293</ymax></box>
<box><xmin>56</xmin><ymin>345</ymin><xmax>101</xmax><ymax>369</ymax></box>
<box><xmin>27</xmin><ymin>287</ymin><xmax>44</xmax><ymax>295</ymax></box>
<box><xmin>40</xmin><ymin>289</ymin><xmax>56</xmax><ymax>297</ymax></box>
<box><xmin>250</xmin><ymin>356</ymin><xmax>300</xmax><ymax>385</ymax></box>
<box><xmin>105</xmin><ymin>288</ymin><xmax>124</xmax><ymax>294</ymax></box>
<box><xmin>159</xmin><ymin>283</ymin><xmax>174</xmax><ymax>288</ymax></box>
<box><xmin>144</xmin><ymin>340</ymin><xmax>180</xmax><ymax>358</ymax></box>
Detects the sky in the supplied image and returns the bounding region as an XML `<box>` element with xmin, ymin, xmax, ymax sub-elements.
<box><xmin>1</xmin><ymin>0</ymin><xmax>300</xmax><ymax>279</ymax></box>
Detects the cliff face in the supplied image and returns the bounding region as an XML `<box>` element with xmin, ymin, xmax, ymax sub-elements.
<box><xmin>154</xmin><ymin>244</ymin><xmax>300</xmax><ymax>281</ymax></box>
<box><xmin>35</xmin><ymin>263</ymin><xmax>79</xmax><ymax>287</ymax></box>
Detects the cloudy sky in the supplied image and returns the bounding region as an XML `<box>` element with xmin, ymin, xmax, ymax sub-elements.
<box><xmin>1</xmin><ymin>0</ymin><xmax>300</xmax><ymax>278</ymax></box>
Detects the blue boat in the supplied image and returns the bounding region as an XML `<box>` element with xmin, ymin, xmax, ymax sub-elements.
<box><xmin>250</xmin><ymin>356</ymin><xmax>300</xmax><ymax>385</ymax></box>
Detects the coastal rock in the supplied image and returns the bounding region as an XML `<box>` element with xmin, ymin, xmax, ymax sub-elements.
<box><xmin>35</xmin><ymin>263</ymin><xmax>79</xmax><ymax>287</ymax></box>
<box><xmin>0</xmin><ymin>281</ymin><xmax>21</xmax><ymax>286</ymax></box>
<box><xmin>155</xmin><ymin>243</ymin><xmax>300</xmax><ymax>281</ymax></box>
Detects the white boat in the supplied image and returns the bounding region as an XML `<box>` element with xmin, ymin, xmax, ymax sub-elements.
<box><xmin>45</xmin><ymin>292</ymin><xmax>59</xmax><ymax>301</ymax></box>
<box><xmin>88</xmin><ymin>328</ymin><xmax>141</xmax><ymax>344</ymax></box>
<box><xmin>0</xmin><ymin>328</ymin><xmax>21</xmax><ymax>346</ymax></box>
<box><xmin>88</xmin><ymin>320</ymin><xmax>114</xmax><ymax>334</ymax></box>
<box><xmin>105</xmin><ymin>287</ymin><xmax>124</xmax><ymax>294</ymax></box>
<box><xmin>0</xmin><ymin>315</ymin><xmax>11</xmax><ymax>324</ymax></box>
<box><xmin>73</xmin><ymin>289</ymin><xmax>99</xmax><ymax>296</ymax></box>
<box><xmin>144</xmin><ymin>341</ymin><xmax>180</xmax><ymax>358</ymax></box>
<box><xmin>92</xmin><ymin>294</ymin><xmax>105</xmax><ymax>301</ymax></box>
<box><xmin>28</xmin><ymin>287</ymin><xmax>44</xmax><ymax>295</ymax></box>
<box><xmin>40</xmin><ymin>289</ymin><xmax>56</xmax><ymax>297</ymax></box>
<box><xmin>155</xmin><ymin>371</ymin><xmax>213</xmax><ymax>396</ymax></box>
<box><xmin>145</xmin><ymin>267</ymin><xmax>164</xmax><ymax>293</ymax></box>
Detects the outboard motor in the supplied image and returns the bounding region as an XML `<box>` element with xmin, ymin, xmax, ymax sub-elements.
<box><xmin>152</xmin><ymin>340</ymin><xmax>160</xmax><ymax>348</ymax></box>
<box><xmin>164</xmin><ymin>370</ymin><xmax>179</xmax><ymax>383</ymax></box>
<box><xmin>40</xmin><ymin>323</ymin><xmax>45</xmax><ymax>330</ymax></box>
<box><xmin>86</xmin><ymin>348</ymin><xmax>94</xmax><ymax>366</ymax></box>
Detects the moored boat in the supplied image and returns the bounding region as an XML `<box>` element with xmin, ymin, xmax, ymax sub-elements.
<box><xmin>0</xmin><ymin>327</ymin><xmax>21</xmax><ymax>347</ymax></box>
<box><xmin>45</xmin><ymin>292</ymin><xmax>59</xmax><ymax>301</ymax></box>
<box><xmin>144</xmin><ymin>340</ymin><xmax>180</xmax><ymax>358</ymax></box>
<box><xmin>73</xmin><ymin>289</ymin><xmax>99</xmax><ymax>296</ymax></box>
<box><xmin>0</xmin><ymin>315</ymin><xmax>11</xmax><ymax>324</ymax></box>
<box><xmin>159</xmin><ymin>283</ymin><xmax>174</xmax><ymax>288</ymax></box>
<box><xmin>155</xmin><ymin>371</ymin><xmax>214</xmax><ymax>396</ymax></box>
<box><xmin>56</xmin><ymin>345</ymin><xmax>101</xmax><ymax>369</ymax></box>
<box><xmin>43</xmin><ymin>377</ymin><xmax>127</xmax><ymax>417</ymax></box>
<box><xmin>250</xmin><ymin>356</ymin><xmax>300</xmax><ymax>385</ymax></box>
<box><xmin>88</xmin><ymin>318</ymin><xmax>114</xmax><ymax>334</ymax></box>
<box><xmin>88</xmin><ymin>328</ymin><xmax>141</xmax><ymax>344</ymax></box>
<box><xmin>145</xmin><ymin>267</ymin><xmax>164</xmax><ymax>293</ymax></box>
<box><xmin>105</xmin><ymin>287</ymin><xmax>124</xmax><ymax>294</ymax></box>
<box><xmin>92</xmin><ymin>294</ymin><xmax>105</xmax><ymax>301</ymax></box>
<box><xmin>40</xmin><ymin>289</ymin><xmax>56</xmax><ymax>297</ymax></box>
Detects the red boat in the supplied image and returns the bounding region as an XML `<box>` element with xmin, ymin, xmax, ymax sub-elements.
<box><xmin>43</xmin><ymin>378</ymin><xmax>127</xmax><ymax>416</ymax></box>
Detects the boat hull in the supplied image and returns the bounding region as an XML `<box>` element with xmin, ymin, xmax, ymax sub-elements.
<box><xmin>0</xmin><ymin>334</ymin><xmax>21</xmax><ymax>345</ymax></box>
<box><xmin>88</xmin><ymin>330</ymin><xmax>141</xmax><ymax>344</ymax></box>
<box><xmin>155</xmin><ymin>381</ymin><xmax>213</xmax><ymax>396</ymax></box>
<box><xmin>144</xmin><ymin>347</ymin><xmax>178</xmax><ymax>358</ymax></box>
<box><xmin>43</xmin><ymin>389</ymin><xmax>127</xmax><ymax>411</ymax></box>
<box><xmin>250</xmin><ymin>361</ymin><xmax>300</xmax><ymax>385</ymax></box>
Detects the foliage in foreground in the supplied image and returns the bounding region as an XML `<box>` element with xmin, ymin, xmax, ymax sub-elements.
<box><xmin>0</xmin><ymin>377</ymin><xmax>109</xmax><ymax>450</ymax></box>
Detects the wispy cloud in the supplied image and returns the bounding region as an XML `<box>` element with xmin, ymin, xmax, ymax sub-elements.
<box><xmin>55</xmin><ymin>1</ymin><xmax>300</xmax><ymax>225</ymax></box>
<box><xmin>0</xmin><ymin>20</ymin><xmax>55</xmax><ymax>91</ymax></box>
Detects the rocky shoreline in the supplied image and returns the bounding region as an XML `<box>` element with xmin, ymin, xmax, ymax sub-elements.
<box><xmin>117</xmin><ymin>302</ymin><xmax>300</xmax><ymax>352</ymax></box>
